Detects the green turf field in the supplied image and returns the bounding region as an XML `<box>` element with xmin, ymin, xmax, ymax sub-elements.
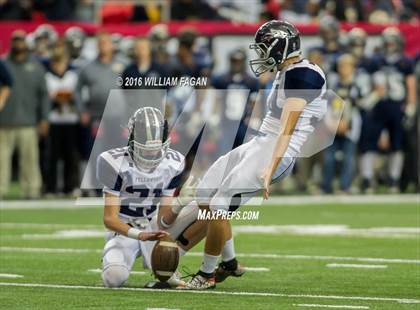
<box><xmin>0</xmin><ymin>198</ymin><xmax>419</xmax><ymax>309</ymax></box>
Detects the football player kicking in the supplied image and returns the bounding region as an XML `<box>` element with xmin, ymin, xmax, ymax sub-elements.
<box><xmin>97</xmin><ymin>107</ymin><xmax>242</xmax><ymax>288</ymax></box>
<box><xmin>185</xmin><ymin>20</ymin><xmax>328</xmax><ymax>289</ymax></box>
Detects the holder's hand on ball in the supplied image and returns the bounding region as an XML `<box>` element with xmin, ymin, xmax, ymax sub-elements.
<box><xmin>139</xmin><ymin>231</ymin><xmax>169</xmax><ymax>241</ymax></box>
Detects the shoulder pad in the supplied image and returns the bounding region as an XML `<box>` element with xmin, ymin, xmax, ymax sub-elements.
<box><xmin>96</xmin><ymin>149</ymin><xmax>126</xmax><ymax>191</ymax></box>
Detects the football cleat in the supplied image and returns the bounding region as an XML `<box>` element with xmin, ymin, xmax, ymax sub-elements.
<box><xmin>184</xmin><ymin>271</ymin><xmax>216</xmax><ymax>290</ymax></box>
<box><xmin>144</xmin><ymin>280</ymin><xmax>171</xmax><ymax>289</ymax></box>
<box><xmin>167</xmin><ymin>270</ymin><xmax>186</xmax><ymax>288</ymax></box>
<box><xmin>215</xmin><ymin>259</ymin><xmax>246</xmax><ymax>283</ymax></box>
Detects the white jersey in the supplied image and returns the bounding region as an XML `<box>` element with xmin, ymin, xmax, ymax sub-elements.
<box><xmin>259</xmin><ymin>59</ymin><xmax>327</xmax><ymax>158</ymax></box>
<box><xmin>97</xmin><ymin>147</ymin><xmax>185</xmax><ymax>222</ymax></box>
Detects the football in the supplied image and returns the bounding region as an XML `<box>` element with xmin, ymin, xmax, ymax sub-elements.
<box><xmin>151</xmin><ymin>235</ymin><xmax>179</xmax><ymax>282</ymax></box>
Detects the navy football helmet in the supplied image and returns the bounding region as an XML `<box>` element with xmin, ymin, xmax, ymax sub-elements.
<box><xmin>249</xmin><ymin>20</ymin><xmax>301</xmax><ymax>76</ymax></box>
<box><xmin>127</xmin><ymin>107</ymin><xmax>170</xmax><ymax>170</ymax></box>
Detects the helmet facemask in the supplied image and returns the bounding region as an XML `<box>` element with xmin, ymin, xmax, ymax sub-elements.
<box><xmin>129</xmin><ymin>138</ymin><xmax>170</xmax><ymax>171</ymax></box>
<box><xmin>249</xmin><ymin>39</ymin><xmax>279</xmax><ymax>76</ymax></box>
<box><xmin>127</xmin><ymin>107</ymin><xmax>170</xmax><ymax>171</ymax></box>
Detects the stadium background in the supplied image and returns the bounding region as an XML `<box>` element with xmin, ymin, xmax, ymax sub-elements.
<box><xmin>0</xmin><ymin>1</ymin><xmax>419</xmax><ymax>309</ymax></box>
<box><xmin>0</xmin><ymin>0</ymin><xmax>419</xmax><ymax>199</ymax></box>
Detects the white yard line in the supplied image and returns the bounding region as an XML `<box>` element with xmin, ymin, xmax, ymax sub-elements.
<box><xmin>146</xmin><ymin>308</ymin><xmax>180</xmax><ymax>310</ymax></box>
<box><xmin>243</xmin><ymin>267</ymin><xmax>270</xmax><ymax>272</ymax></box>
<box><xmin>233</xmin><ymin>225</ymin><xmax>420</xmax><ymax>239</ymax></box>
<box><xmin>0</xmin><ymin>246</ymin><xmax>102</xmax><ymax>254</ymax></box>
<box><xmin>0</xmin><ymin>273</ymin><xmax>23</xmax><ymax>278</ymax></box>
<box><xmin>0</xmin><ymin>282</ymin><xmax>418</xmax><ymax>304</ymax></box>
<box><xmin>2</xmin><ymin>224</ymin><xmax>418</xmax><ymax>240</ymax></box>
<box><xmin>1</xmin><ymin>247</ymin><xmax>419</xmax><ymax>265</ymax></box>
<box><xmin>0</xmin><ymin>194</ymin><xmax>418</xmax><ymax>209</ymax></box>
<box><xmin>87</xmin><ymin>269</ymin><xmax>146</xmax><ymax>276</ymax></box>
<box><xmin>265</xmin><ymin>195</ymin><xmax>419</xmax><ymax>206</ymax></box>
<box><xmin>0</xmin><ymin>223</ymin><xmax>102</xmax><ymax>229</ymax></box>
<box><xmin>21</xmin><ymin>230</ymin><xmax>104</xmax><ymax>239</ymax></box>
<box><xmin>295</xmin><ymin>304</ymin><xmax>369</xmax><ymax>309</ymax></box>
<box><xmin>326</xmin><ymin>264</ymin><xmax>387</xmax><ymax>269</ymax></box>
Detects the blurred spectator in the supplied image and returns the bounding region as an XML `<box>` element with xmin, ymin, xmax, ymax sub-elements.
<box><xmin>359</xmin><ymin>27</ymin><xmax>416</xmax><ymax>193</ymax></box>
<box><xmin>400</xmin><ymin>52</ymin><xmax>419</xmax><ymax>192</ymax></box>
<box><xmin>77</xmin><ymin>31</ymin><xmax>124</xmax><ymax>129</ymax></box>
<box><xmin>322</xmin><ymin>54</ymin><xmax>362</xmax><ymax>194</ymax></box>
<box><xmin>0</xmin><ymin>0</ymin><xmax>32</xmax><ymax>20</ymax></box>
<box><xmin>32</xmin><ymin>24</ymin><xmax>58</xmax><ymax>62</ymax></box>
<box><xmin>171</xmin><ymin>0</ymin><xmax>221</xmax><ymax>20</ymax></box>
<box><xmin>0</xmin><ymin>30</ymin><xmax>49</xmax><ymax>199</ymax></box>
<box><xmin>170</xmin><ymin>28</ymin><xmax>209</xmax><ymax>79</ymax></box>
<box><xmin>279</xmin><ymin>0</ymin><xmax>312</xmax><ymax>24</ymax></box>
<box><xmin>118</xmin><ymin>36</ymin><xmax>136</xmax><ymax>63</ymax></box>
<box><xmin>149</xmin><ymin>24</ymin><xmax>170</xmax><ymax>67</ymax></box>
<box><xmin>212</xmin><ymin>48</ymin><xmax>259</xmax><ymax>155</ymax></box>
<box><xmin>325</xmin><ymin>0</ymin><xmax>364</xmax><ymax>22</ymax></box>
<box><xmin>310</xmin><ymin>16</ymin><xmax>344</xmax><ymax>73</ymax></box>
<box><xmin>122</xmin><ymin>37</ymin><xmax>167</xmax><ymax>90</ymax></box>
<box><xmin>34</xmin><ymin>0</ymin><xmax>76</xmax><ymax>21</ymax></box>
<box><xmin>0</xmin><ymin>59</ymin><xmax>12</xmax><ymax>112</ymax></box>
<box><xmin>64</xmin><ymin>26</ymin><xmax>88</xmax><ymax>69</ymax></box>
<box><xmin>76</xmin><ymin>32</ymin><xmax>125</xmax><ymax>191</ymax></box>
<box><xmin>45</xmin><ymin>40</ymin><xmax>80</xmax><ymax>197</ymax></box>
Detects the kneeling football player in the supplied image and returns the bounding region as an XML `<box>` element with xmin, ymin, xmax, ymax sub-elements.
<box><xmin>97</xmin><ymin>107</ymin><xmax>243</xmax><ymax>288</ymax></box>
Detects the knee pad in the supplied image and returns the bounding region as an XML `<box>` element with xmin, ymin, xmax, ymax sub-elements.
<box><xmin>102</xmin><ymin>265</ymin><xmax>129</xmax><ymax>288</ymax></box>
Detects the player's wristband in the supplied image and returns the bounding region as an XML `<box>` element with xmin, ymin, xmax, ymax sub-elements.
<box><xmin>127</xmin><ymin>227</ymin><xmax>142</xmax><ymax>239</ymax></box>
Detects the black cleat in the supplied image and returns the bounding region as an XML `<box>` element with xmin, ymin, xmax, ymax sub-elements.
<box><xmin>215</xmin><ymin>259</ymin><xmax>245</xmax><ymax>283</ymax></box>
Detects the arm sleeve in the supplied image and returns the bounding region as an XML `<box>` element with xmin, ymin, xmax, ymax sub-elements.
<box><xmin>284</xmin><ymin>67</ymin><xmax>325</xmax><ymax>102</ymax></box>
<box><xmin>0</xmin><ymin>61</ymin><xmax>12</xmax><ymax>87</ymax></box>
<box><xmin>96</xmin><ymin>154</ymin><xmax>123</xmax><ymax>195</ymax></box>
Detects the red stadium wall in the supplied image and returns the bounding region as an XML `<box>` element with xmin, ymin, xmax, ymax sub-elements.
<box><xmin>0</xmin><ymin>21</ymin><xmax>419</xmax><ymax>56</ymax></box>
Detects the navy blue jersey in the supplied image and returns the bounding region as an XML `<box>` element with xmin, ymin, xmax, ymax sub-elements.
<box><xmin>374</xmin><ymin>55</ymin><xmax>414</xmax><ymax>104</ymax></box>
<box><xmin>351</xmin><ymin>56</ymin><xmax>382</xmax><ymax>104</ymax></box>
<box><xmin>212</xmin><ymin>73</ymin><xmax>259</xmax><ymax>122</ymax></box>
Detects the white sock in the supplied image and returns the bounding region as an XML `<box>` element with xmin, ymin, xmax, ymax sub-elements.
<box><xmin>388</xmin><ymin>151</ymin><xmax>404</xmax><ymax>181</ymax></box>
<box><xmin>360</xmin><ymin>152</ymin><xmax>375</xmax><ymax>179</ymax></box>
<box><xmin>200</xmin><ymin>253</ymin><xmax>219</xmax><ymax>274</ymax></box>
<box><xmin>178</xmin><ymin>246</ymin><xmax>186</xmax><ymax>257</ymax></box>
<box><xmin>221</xmin><ymin>238</ymin><xmax>235</xmax><ymax>262</ymax></box>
